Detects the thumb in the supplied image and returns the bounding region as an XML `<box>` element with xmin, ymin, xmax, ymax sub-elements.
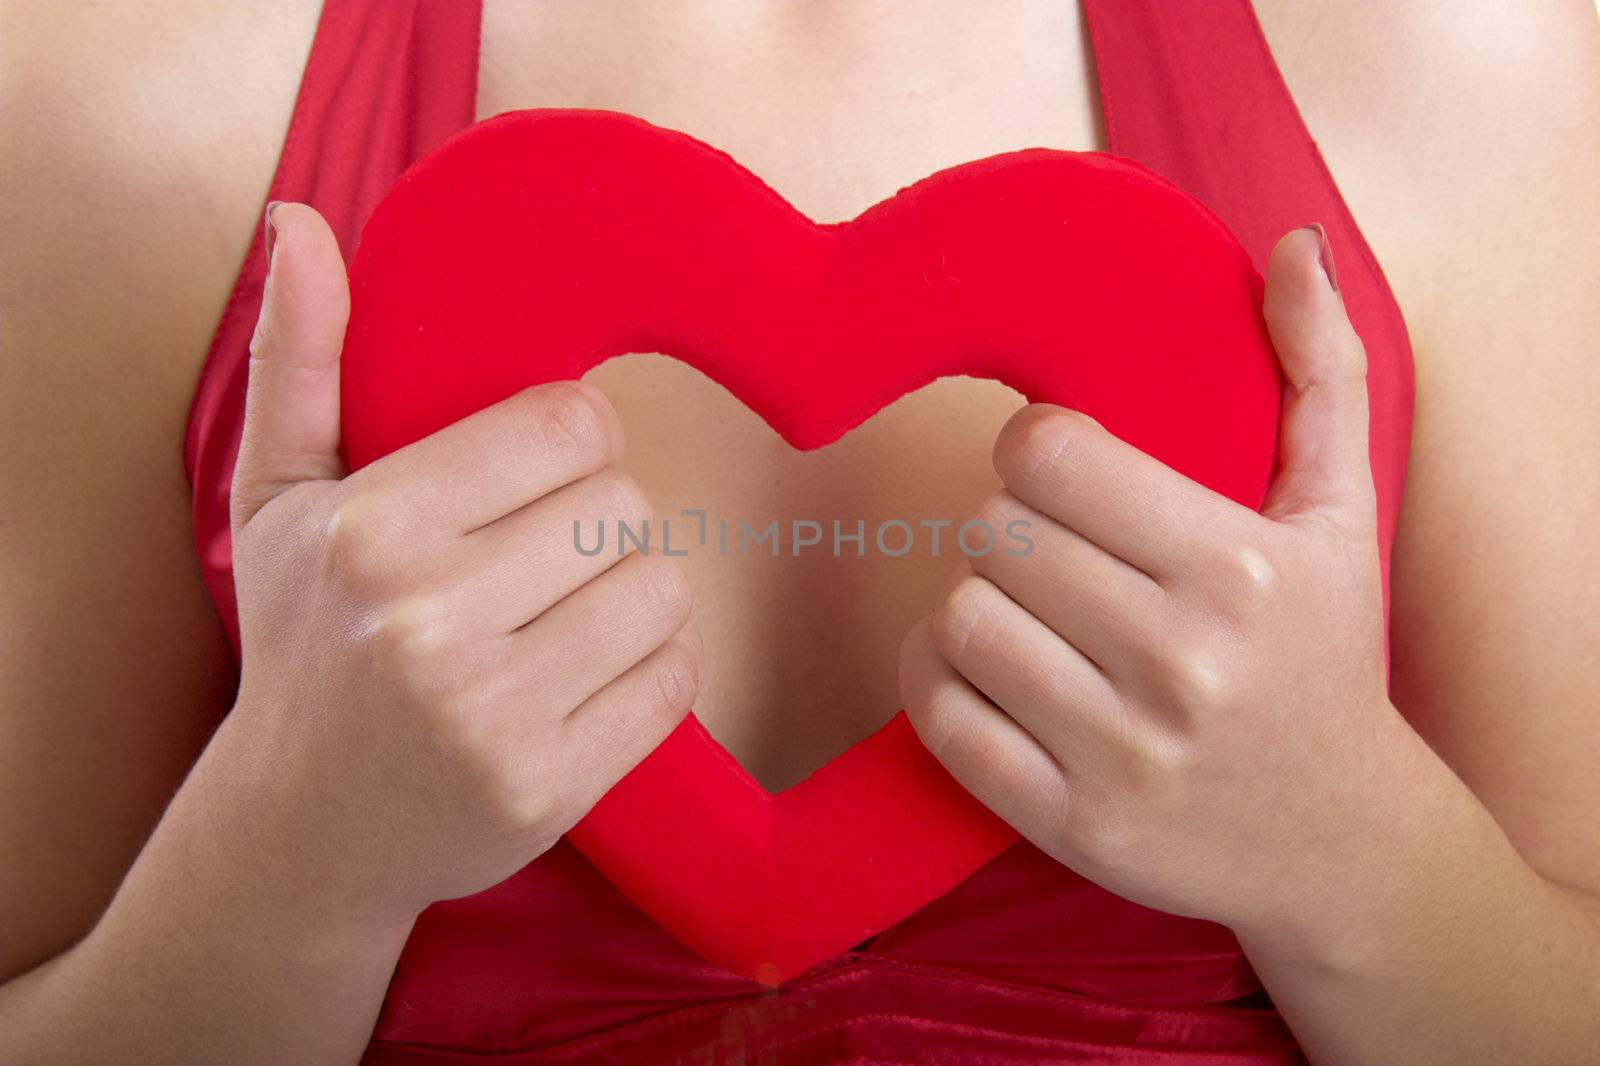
<box><xmin>1258</xmin><ymin>223</ymin><xmax>1377</xmax><ymax>538</ymax></box>
<box><xmin>231</xmin><ymin>201</ymin><xmax>350</xmax><ymax>534</ymax></box>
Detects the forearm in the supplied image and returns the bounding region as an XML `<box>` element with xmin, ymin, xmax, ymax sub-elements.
<box><xmin>1236</xmin><ymin>744</ymin><xmax>1600</xmax><ymax>1066</ymax></box>
<box><xmin>0</xmin><ymin>711</ymin><xmax>416</xmax><ymax>1065</ymax></box>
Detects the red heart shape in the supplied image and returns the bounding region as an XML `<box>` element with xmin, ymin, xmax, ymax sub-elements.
<box><xmin>342</xmin><ymin>109</ymin><xmax>1281</xmax><ymax>986</ymax></box>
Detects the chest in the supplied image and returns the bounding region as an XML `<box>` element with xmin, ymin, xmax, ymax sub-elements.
<box><xmin>477</xmin><ymin>0</ymin><xmax>1104</xmax><ymax>220</ymax></box>
<box><xmin>471</xmin><ymin>2</ymin><xmax>1116</xmax><ymax>793</ymax></box>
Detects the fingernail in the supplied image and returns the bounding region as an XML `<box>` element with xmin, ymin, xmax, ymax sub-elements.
<box><xmin>263</xmin><ymin>200</ymin><xmax>284</xmax><ymax>268</ymax></box>
<box><xmin>1303</xmin><ymin>221</ymin><xmax>1339</xmax><ymax>293</ymax></box>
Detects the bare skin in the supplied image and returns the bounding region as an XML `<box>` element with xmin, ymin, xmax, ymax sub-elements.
<box><xmin>1</xmin><ymin>1</ymin><xmax>1597</xmax><ymax>1063</ymax></box>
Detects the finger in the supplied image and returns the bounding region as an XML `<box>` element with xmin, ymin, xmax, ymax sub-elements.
<box><xmin>965</xmin><ymin>490</ymin><xmax>1164</xmax><ymax>679</ymax></box>
<box><xmin>558</xmin><ymin>623</ymin><xmax>702</xmax><ymax>801</ymax></box>
<box><xmin>898</xmin><ymin>616</ymin><xmax>1069</xmax><ymax>840</ymax></box>
<box><xmin>504</xmin><ymin>550</ymin><xmax>693</xmax><ymax>717</ymax></box>
<box><xmin>929</xmin><ymin>571</ymin><xmax>1122</xmax><ymax>759</ymax></box>
<box><xmin>345</xmin><ymin>379</ymin><xmax>626</xmax><ymax>537</ymax></box>
<box><xmin>232</xmin><ymin>201</ymin><xmax>349</xmax><ymax>533</ymax></box>
<box><xmin>993</xmin><ymin>403</ymin><xmax>1257</xmax><ymax>581</ymax></box>
<box><xmin>444</xmin><ymin>468</ymin><xmax>653</xmax><ymax>635</ymax></box>
<box><xmin>1259</xmin><ymin>223</ymin><xmax>1378</xmax><ymax>538</ymax></box>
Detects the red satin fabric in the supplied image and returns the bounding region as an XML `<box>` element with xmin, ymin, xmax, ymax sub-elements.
<box><xmin>181</xmin><ymin>1</ymin><xmax>1415</xmax><ymax>1061</ymax></box>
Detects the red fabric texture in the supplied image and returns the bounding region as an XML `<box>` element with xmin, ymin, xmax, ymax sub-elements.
<box><xmin>180</xmin><ymin>0</ymin><xmax>1415</xmax><ymax>1061</ymax></box>
<box><xmin>341</xmin><ymin>107</ymin><xmax>1283</xmax><ymax>985</ymax></box>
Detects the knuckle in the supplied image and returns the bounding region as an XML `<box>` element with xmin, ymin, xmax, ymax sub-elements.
<box><xmin>435</xmin><ymin>686</ymin><xmax>489</xmax><ymax>744</ymax></box>
<box><xmin>651</xmin><ymin>642</ymin><xmax>701</xmax><ymax>713</ymax></box>
<box><xmin>1341</xmin><ymin>329</ymin><xmax>1370</xmax><ymax>377</ymax></box>
<box><xmin>1122</xmin><ymin>727</ymin><xmax>1193</xmax><ymax>789</ymax></box>
<box><xmin>904</xmin><ymin>681</ymin><xmax>970</xmax><ymax>764</ymax></box>
<box><xmin>1219</xmin><ymin>543</ymin><xmax>1279</xmax><ymax>616</ymax></box>
<box><xmin>930</xmin><ymin>577</ymin><xmax>996</xmax><ymax>661</ymax></box>
<box><xmin>593</xmin><ymin>469</ymin><xmax>652</xmax><ymax>526</ymax></box>
<box><xmin>972</xmin><ymin>490</ymin><xmax>1022</xmax><ymax>540</ymax></box>
<box><xmin>1040</xmin><ymin>777</ymin><xmax>1076</xmax><ymax>846</ymax></box>
<box><xmin>1307</xmin><ymin>326</ymin><xmax>1367</xmax><ymax>384</ymax></box>
<box><xmin>231</xmin><ymin>492</ymin><xmax>296</xmax><ymax>565</ymax></box>
<box><xmin>1064</xmin><ymin>802</ymin><xmax>1138</xmax><ymax>865</ymax></box>
<box><xmin>323</xmin><ymin>494</ymin><xmax>404</xmax><ymax>588</ymax></box>
<box><xmin>529</xmin><ymin>382</ymin><xmax>611</xmax><ymax>466</ymax></box>
<box><xmin>444</xmin><ymin>711</ymin><xmax>558</xmax><ymax>830</ymax></box>
<box><xmin>483</xmin><ymin>766</ymin><xmax>559</xmax><ymax>833</ymax></box>
<box><xmin>634</xmin><ymin>554</ymin><xmax>692</xmax><ymax>625</ymax></box>
<box><xmin>1160</xmin><ymin>641</ymin><xmax>1234</xmax><ymax>713</ymax></box>
<box><xmin>246</xmin><ymin>313</ymin><xmax>275</xmax><ymax>360</ymax></box>
<box><xmin>369</xmin><ymin>594</ymin><xmax>457</xmax><ymax>668</ymax></box>
<box><xmin>427</xmin><ymin>691</ymin><xmax>492</xmax><ymax>762</ymax></box>
<box><xmin>1005</xmin><ymin>408</ymin><xmax>1080</xmax><ymax>484</ymax></box>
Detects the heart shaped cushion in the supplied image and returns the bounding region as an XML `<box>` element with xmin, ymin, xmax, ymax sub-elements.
<box><xmin>341</xmin><ymin>108</ymin><xmax>1281</xmax><ymax>986</ymax></box>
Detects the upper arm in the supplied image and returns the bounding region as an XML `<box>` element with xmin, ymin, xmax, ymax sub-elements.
<box><xmin>1285</xmin><ymin>0</ymin><xmax>1600</xmax><ymax>895</ymax></box>
<box><xmin>0</xmin><ymin>0</ymin><xmax>316</xmax><ymax>980</ymax></box>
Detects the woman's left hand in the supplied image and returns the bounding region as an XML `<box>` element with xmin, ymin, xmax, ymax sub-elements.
<box><xmin>900</xmin><ymin>224</ymin><xmax>1439</xmax><ymax>946</ymax></box>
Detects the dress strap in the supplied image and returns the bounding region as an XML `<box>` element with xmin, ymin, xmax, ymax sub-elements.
<box><xmin>1083</xmin><ymin>0</ymin><xmax>1415</xmax><ymax>669</ymax></box>
<box><xmin>262</xmin><ymin>0</ymin><xmax>482</xmax><ymax>258</ymax></box>
<box><xmin>183</xmin><ymin>0</ymin><xmax>483</xmax><ymax>656</ymax></box>
<box><xmin>1084</xmin><ymin>0</ymin><xmax>1340</xmax><ymax>272</ymax></box>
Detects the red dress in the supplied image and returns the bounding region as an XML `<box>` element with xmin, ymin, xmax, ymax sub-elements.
<box><xmin>182</xmin><ymin>1</ymin><xmax>1415</xmax><ymax>1061</ymax></box>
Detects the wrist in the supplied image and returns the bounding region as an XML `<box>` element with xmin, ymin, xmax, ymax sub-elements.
<box><xmin>1232</xmin><ymin>719</ymin><xmax>1514</xmax><ymax>979</ymax></box>
<box><xmin>35</xmin><ymin>712</ymin><xmax>420</xmax><ymax>1064</ymax></box>
<box><xmin>170</xmin><ymin>705</ymin><xmax>425</xmax><ymax>941</ymax></box>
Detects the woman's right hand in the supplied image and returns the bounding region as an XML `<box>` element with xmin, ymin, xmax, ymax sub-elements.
<box><xmin>222</xmin><ymin>202</ymin><xmax>701</xmax><ymax>924</ymax></box>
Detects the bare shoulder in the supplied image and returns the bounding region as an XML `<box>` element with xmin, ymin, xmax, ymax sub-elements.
<box><xmin>0</xmin><ymin>0</ymin><xmax>321</xmax><ymax>979</ymax></box>
<box><xmin>0</xmin><ymin>0</ymin><xmax>323</xmax><ymax>369</ymax></box>
<box><xmin>1255</xmin><ymin>0</ymin><xmax>1599</xmax><ymax>331</ymax></box>
<box><xmin>1260</xmin><ymin>0</ymin><xmax>1600</xmax><ymax>893</ymax></box>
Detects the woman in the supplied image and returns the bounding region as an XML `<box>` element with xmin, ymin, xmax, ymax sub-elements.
<box><xmin>1</xmin><ymin>0</ymin><xmax>1596</xmax><ymax>1062</ymax></box>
